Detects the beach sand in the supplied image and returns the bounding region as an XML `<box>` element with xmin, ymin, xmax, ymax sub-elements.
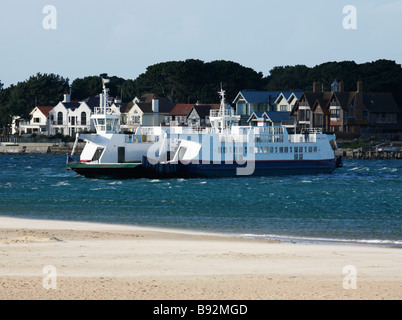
<box><xmin>0</xmin><ymin>217</ymin><xmax>401</xmax><ymax>300</ymax></box>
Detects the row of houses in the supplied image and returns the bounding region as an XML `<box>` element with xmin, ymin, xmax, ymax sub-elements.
<box><xmin>12</xmin><ymin>80</ymin><xmax>401</xmax><ymax>137</ymax></box>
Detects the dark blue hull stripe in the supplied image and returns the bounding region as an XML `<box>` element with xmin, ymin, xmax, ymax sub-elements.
<box><xmin>183</xmin><ymin>159</ymin><xmax>336</xmax><ymax>177</ymax></box>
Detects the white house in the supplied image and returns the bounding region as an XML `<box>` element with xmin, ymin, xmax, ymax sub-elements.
<box><xmin>49</xmin><ymin>94</ymin><xmax>94</xmax><ymax>136</ymax></box>
<box><xmin>121</xmin><ymin>94</ymin><xmax>175</xmax><ymax>132</ymax></box>
<box><xmin>14</xmin><ymin>106</ymin><xmax>54</xmax><ymax>136</ymax></box>
<box><xmin>274</xmin><ymin>92</ymin><xmax>303</xmax><ymax>112</ymax></box>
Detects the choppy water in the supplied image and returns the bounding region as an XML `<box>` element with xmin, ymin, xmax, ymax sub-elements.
<box><xmin>0</xmin><ymin>155</ymin><xmax>401</xmax><ymax>246</ymax></box>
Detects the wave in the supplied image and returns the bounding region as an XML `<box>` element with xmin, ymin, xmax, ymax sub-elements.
<box><xmin>51</xmin><ymin>181</ymin><xmax>70</xmax><ymax>187</ymax></box>
<box><xmin>239</xmin><ymin>233</ymin><xmax>402</xmax><ymax>247</ymax></box>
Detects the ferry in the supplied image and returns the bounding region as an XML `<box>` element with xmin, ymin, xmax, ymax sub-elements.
<box><xmin>66</xmin><ymin>79</ymin><xmax>166</xmax><ymax>178</ymax></box>
<box><xmin>67</xmin><ymin>81</ymin><xmax>342</xmax><ymax>178</ymax></box>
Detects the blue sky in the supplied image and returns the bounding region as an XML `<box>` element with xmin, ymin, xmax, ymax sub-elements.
<box><xmin>1</xmin><ymin>0</ymin><xmax>401</xmax><ymax>87</ymax></box>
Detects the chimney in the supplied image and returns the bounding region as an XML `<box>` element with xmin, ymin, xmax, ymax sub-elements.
<box><xmin>152</xmin><ymin>96</ymin><xmax>159</xmax><ymax>113</ymax></box>
<box><xmin>339</xmin><ymin>81</ymin><xmax>344</xmax><ymax>92</ymax></box>
<box><xmin>63</xmin><ymin>94</ymin><xmax>71</xmax><ymax>103</ymax></box>
<box><xmin>357</xmin><ymin>81</ymin><xmax>363</xmax><ymax>92</ymax></box>
<box><xmin>313</xmin><ymin>81</ymin><xmax>321</xmax><ymax>93</ymax></box>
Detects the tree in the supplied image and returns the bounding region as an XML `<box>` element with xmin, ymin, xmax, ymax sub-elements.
<box><xmin>133</xmin><ymin>59</ymin><xmax>265</xmax><ymax>103</ymax></box>
<box><xmin>0</xmin><ymin>73</ymin><xmax>69</xmax><ymax>128</ymax></box>
<box><xmin>71</xmin><ymin>74</ymin><xmax>129</xmax><ymax>101</ymax></box>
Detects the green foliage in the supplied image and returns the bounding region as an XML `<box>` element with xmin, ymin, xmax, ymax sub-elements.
<box><xmin>71</xmin><ymin>74</ymin><xmax>130</xmax><ymax>102</ymax></box>
<box><xmin>1</xmin><ymin>59</ymin><xmax>401</xmax><ymax>133</ymax></box>
<box><xmin>265</xmin><ymin>60</ymin><xmax>402</xmax><ymax>106</ymax></box>
<box><xmin>0</xmin><ymin>73</ymin><xmax>69</xmax><ymax>126</ymax></box>
<box><xmin>133</xmin><ymin>59</ymin><xmax>265</xmax><ymax>103</ymax></box>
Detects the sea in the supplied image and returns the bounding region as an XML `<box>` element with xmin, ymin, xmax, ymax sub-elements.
<box><xmin>0</xmin><ymin>154</ymin><xmax>401</xmax><ymax>247</ymax></box>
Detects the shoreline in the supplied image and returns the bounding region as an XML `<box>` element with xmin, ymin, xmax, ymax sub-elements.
<box><xmin>1</xmin><ymin>215</ymin><xmax>400</xmax><ymax>249</ymax></box>
<box><xmin>0</xmin><ymin>216</ymin><xmax>401</xmax><ymax>300</ymax></box>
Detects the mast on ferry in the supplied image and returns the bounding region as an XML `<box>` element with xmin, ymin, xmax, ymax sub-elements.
<box><xmin>92</xmin><ymin>78</ymin><xmax>120</xmax><ymax>134</ymax></box>
<box><xmin>218</xmin><ymin>87</ymin><xmax>226</xmax><ymax>132</ymax></box>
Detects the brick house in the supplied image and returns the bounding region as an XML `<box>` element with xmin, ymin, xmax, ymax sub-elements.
<box><xmin>291</xmin><ymin>81</ymin><xmax>401</xmax><ymax>135</ymax></box>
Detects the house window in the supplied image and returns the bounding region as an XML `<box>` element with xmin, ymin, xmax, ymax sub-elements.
<box><xmin>57</xmin><ymin>112</ymin><xmax>63</xmax><ymax>125</ymax></box>
<box><xmin>280</xmin><ymin>105</ymin><xmax>287</xmax><ymax>111</ymax></box>
<box><xmin>132</xmin><ymin>116</ymin><xmax>140</xmax><ymax>124</ymax></box>
<box><xmin>330</xmin><ymin>109</ymin><xmax>340</xmax><ymax>119</ymax></box>
<box><xmin>33</xmin><ymin>118</ymin><xmax>40</xmax><ymax>123</ymax></box>
<box><xmin>81</xmin><ymin>112</ymin><xmax>87</xmax><ymax>125</ymax></box>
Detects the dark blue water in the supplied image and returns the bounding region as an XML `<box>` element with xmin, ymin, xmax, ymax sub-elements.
<box><xmin>0</xmin><ymin>154</ymin><xmax>401</xmax><ymax>246</ymax></box>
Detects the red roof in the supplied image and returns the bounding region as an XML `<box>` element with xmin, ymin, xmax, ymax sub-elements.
<box><xmin>35</xmin><ymin>106</ymin><xmax>54</xmax><ymax>117</ymax></box>
<box><xmin>169</xmin><ymin>104</ymin><xmax>194</xmax><ymax>116</ymax></box>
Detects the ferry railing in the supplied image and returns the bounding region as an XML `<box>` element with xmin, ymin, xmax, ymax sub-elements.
<box><xmin>94</xmin><ymin>107</ymin><xmax>117</xmax><ymax>115</ymax></box>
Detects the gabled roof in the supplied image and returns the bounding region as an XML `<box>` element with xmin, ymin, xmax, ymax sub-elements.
<box><xmin>32</xmin><ymin>106</ymin><xmax>54</xmax><ymax>117</ymax></box>
<box><xmin>275</xmin><ymin>91</ymin><xmax>304</xmax><ymax>104</ymax></box>
<box><xmin>362</xmin><ymin>93</ymin><xmax>400</xmax><ymax>113</ymax></box>
<box><xmin>293</xmin><ymin>92</ymin><xmax>332</xmax><ymax>111</ymax></box>
<box><xmin>233</xmin><ymin>91</ymin><xmax>284</xmax><ymax>104</ymax></box>
<box><xmin>111</xmin><ymin>102</ymin><xmax>129</xmax><ymax>113</ymax></box>
<box><xmin>136</xmin><ymin>94</ymin><xmax>175</xmax><ymax>113</ymax></box>
<box><xmin>331</xmin><ymin>92</ymin><xmax>357</xmax><ymax>109</ymax></box>
<box><xmin>247</xmin><ymin>111</ymin><xmax>293</xmax><ymax>123</ymax></box>
<box><xmin>82</xmin><ymin>95</ymin><xmax>113</xmax><ymax>110</ymax></box>
<box><xmin>169</xmin><ymin>104</ymin><xmax>194</xmax><ymax>116</ymax></box>
<box><xmin>189</xmin><ymin>104</ymin><xmax>220</xmax><ymax>118</ymax></box>
<box><xmin>60</xmin><ymin>102</ymin><xmax>81</xmax><ymax>110</ymax></box>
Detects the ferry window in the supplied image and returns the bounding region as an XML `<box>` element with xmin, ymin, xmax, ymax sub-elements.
<box><xmin>244</xmin><ymin>147</ymin><xmax>247</xmax><ymax>155</ymax></box>
<box><xmin>264</xmin><ymin>147</ymin><xmax>268</xmax><ymax>153</ymax></box>
<box><xmin>290</xmin><ymin>147</ymin><xmax>293</xmax><ymax>153</ymax></box>
<box><xmin>255</xmin><ymin>147</ymin><xmax>259</xmax><ymax>153</ymax></box>
<box><xmin>275</xmin><ymin>147</ymin><xmax>278</xmax><ymax>153</ymax></box>
<box><xmin>305</xmin><ymin>147</ymin><xmax>307</xmax><ymax>153</ymax></box>
<box><xmin>269</xmin><ymin>147</ymin><xmax>273</xmax><ymax>153</ymax></box>
<box><xmin>285</xmin><ymin>147</ymin><xmax>288</xmax><ymax>153</ymax></box>
<box><xmin>294</xmin><ymin>147</ymin><xmax>298</xmax><ymax>153</ymax></box>
<box><xmin>280</xmin><ymin>147</ymin><xmax>283</xmax><ymax>153</ymax></box>
<box><xmin>294</xmin><ymin>154</ymin><xmax>299</xmax><ymax>160</ymax></box>
<box><xmin>309</xmin><ymin>147</ymin><xmax>312</xmax><ymax>153</ymax></box>
<box><xmin>299</xmin><ymin>154</ymin><xmax>303</xmax><ymax>160</ymax></box>
<box><xmin>314</xmin><ymin>147</ymin><xmax>318</xmax><ymax>152</ymax></box>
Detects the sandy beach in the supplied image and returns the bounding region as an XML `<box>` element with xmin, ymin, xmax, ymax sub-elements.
<box><xmin>0</xmin><ymin>216</ymin><xmax>401</xmax><ymax>300</ymax></box>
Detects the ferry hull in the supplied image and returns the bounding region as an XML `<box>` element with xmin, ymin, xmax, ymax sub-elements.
<box><xmin>141</xmin><ymin>156</ymin><xmax>339</xmax><ymax>179</ymax></box>
<box><xmin>182</xmin><ymin>159</ymin><xmax>337</xmax><ymax>178</ymax></box>
<box><xmin>66</xmin><ymin>163</ymin><xmax>163</xmax><ymax>179</ymax></box>
<box><xmin>68</xmin><ymin>155</ymin><xmax>340</xmax><ymax>179</ymax></box>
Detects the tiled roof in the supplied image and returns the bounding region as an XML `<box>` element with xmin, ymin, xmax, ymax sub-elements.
<box><xmin>170</xmin><ymin>104</ymin><xmax>194</xmax><ymax>116</ymax></box>
<box><xmin>61</xmin><ymin>102</ymin><xmax>81</xmax><ymax>110</ymax></box>
<box><xmin>235</xmin><ymin>91</ymin><xmax>284</xmax><ymax>104</ymax></box>
<box><xmin>35</xmin><ymin>106</ymin><xmax>54</xmax><ymax>117</ymax></box>
<box><xmin>363</xmin><ymin>93</ymin><xmax>400</xmax><ymax>113</ymax></box>
<box><xmin>264</xmin><ymin>111</ymin><xmax>293</xmax><ymax>122</ymax></box>
<box><xmin>136</xmin><ymin>94</ymin><xmax>175</xmax><ymax>113</ymax></box>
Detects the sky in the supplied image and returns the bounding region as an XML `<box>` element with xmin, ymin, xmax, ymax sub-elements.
<box><xmin>1</xmin><ymin>0</ymin><xmax>401</xmax><ymax>87</ymax></box>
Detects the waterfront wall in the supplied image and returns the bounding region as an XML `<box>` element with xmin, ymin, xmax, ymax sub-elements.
<box><xmin>0</xmin><ymin>142</ymin><xmax>84</xmax><ymax>155</ymax></box>
<box><xmin>338</xmin><ymin>148</ymin><xmax>402</xmax><ymax>159</ymax></box>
